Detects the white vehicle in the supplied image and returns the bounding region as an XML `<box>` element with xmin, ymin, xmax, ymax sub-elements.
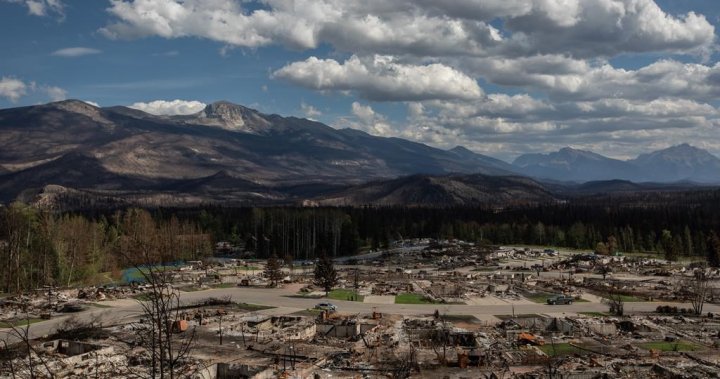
<box><xmin>314</xmin><ymin>302</ymin><xmax>337</xmax><ymax>311</ymax></box>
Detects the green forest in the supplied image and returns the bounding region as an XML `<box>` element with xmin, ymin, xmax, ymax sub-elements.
<box><xmin>2</xmin><ymin>191</ymin><xmax>720</xmax><ymax>293</ymax></box>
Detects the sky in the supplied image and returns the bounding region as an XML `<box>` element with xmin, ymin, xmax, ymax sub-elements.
<box><xmin>1</xmin><ymin>0</ymin><xmax>720</xmax><ymax>162</ymax></box>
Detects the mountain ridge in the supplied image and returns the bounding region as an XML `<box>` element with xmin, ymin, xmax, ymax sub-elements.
<box><xmin>513</xmin><ymin>144</ymin><xmax>720</xmax><ymax>183</ymax></box>
<box><xmin>1</xmin><ymin>100</ymin><xmax>719</xmax><ymax>208</ymax></box>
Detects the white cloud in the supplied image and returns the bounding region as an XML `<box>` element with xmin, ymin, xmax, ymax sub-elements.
<box><xmin>464</xmin><ymin>56</ymin><xmax>720</xmax><ymax>103</ymax></box>
<box><xmin>83</xmin><ymin>100</ymin><xmax>100</xmax><ymax>107</ymax></box>
<box><xmin>100</xmin><ymin>0</ymin><xmax>714</xmax><ymax>58</ymax></box>
<box><xmin>499</xmin><ymin>0</ymin><xmax>715</xmax><ymax>58</ymax></box>
<box><xmin>274</xmin><ymin>55</ymin><xmax>482</xmax><ymax>101</ymax></box>
<box><xmin>0</xmin><ymin>76</ymin><xmax>69</xmax><ymax>103</ymax></box>
<box><xmin>51</xmin><ymin>47</ymin><xmax>101</xmax><ymax>57</ymax></box>
<box><xmin>384</xmin><ymin>93</ymin><xmax>720</xmax><ymax>161</ymax></box>
<box><xmin>300</xmin><ymin>102</ymin><xmax>321</xmax><ymax>119</ymax></box>
<box><xmin>0</xmin><ymin>77</ymin><xmax>28</xmax><ymax>102</ymax></box>
<box><xmin>128</xmin><ymin>99</ymin><xmax>207</xmax><ymax>115</ymax></box>
<box><xmin>43</xmin><ymin>85</ymin><xmax>67</xmax><ymax>101</ymax></box>
<box><xmin>96</xmin><ymin>0</ymin><xmax>720</xmax><ymax>159</ymax></box>
<box><xmin>343</xmin><ymin>102</ymin><xmax>394</xmax><ymax>137</ymax></box>
<box><xmin>5</xmin><ymin>0</ymin><xmax>64</xmax><ymax>18</ymax></box>
<box><xmin>351</xmin><ymin>102</ymin><xmax>377</xmax><ymax>124</ymax></box>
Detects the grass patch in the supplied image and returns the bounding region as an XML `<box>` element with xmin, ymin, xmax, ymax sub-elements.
<box><xmin>538</xmin><ymin>343</ymin><xmax>579</xmax><ymax>356</ymax></box>
<box><xmin>0</xmin><ymin>318</ymin><xmax>44</xmax><ymax>328</ymax></box>
<box><xmin>578</xmin><ymin>312</ymin><xmax>610</xmax><ymax>317</ymax></box>
<box><xmin>234</xmin><ymin>303</ymin><xmax>274</xmax><ymax>312</ymax></box>
<box><xmin>291</xmin><ymin>309</ymin><xmax>324</xmax><ymax>317</ymax></box>
<box><xmin>395</xmin><ymin>293</ymin><xmax>438</xmax><ymax>304</ymax></box>
<box><xmin>328</xmin><ymin>289</ymin><xmax>364</xmax><ymax>302</ymax></box>
<box><xmin>181</xmin><ymin>286</ymin><xmax>206</xmax><ymax>292</ymax></box>
<box><xmin>638</xmin><ymin>341</ymin><xmax>699</xmax><ymax>352</ymax></box>
<box><xmin>88</xmin><ymin>303</ymin><xmax>112</xmax><ymax>308</ymax></box>
<box><xmin>289</xmin><ymin>293</ymin><xmax>323</xmax><ymax>299</ymax></box>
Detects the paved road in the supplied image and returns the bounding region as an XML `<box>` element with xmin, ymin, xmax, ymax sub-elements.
<box><xmin>3</xmin><ymin>286</ymin><xmax>719</xmax><ymax>343</ymax></box>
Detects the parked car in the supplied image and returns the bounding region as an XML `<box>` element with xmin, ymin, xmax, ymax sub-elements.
<box><xmin>546</xmin><ymin>294</ymin><xmax>574</xmax><ymax>305</ymax></box>
<box><xmin>314</xmin><ymin>302</ymin><xmax>337</xmax><ymax>311</ymax></box>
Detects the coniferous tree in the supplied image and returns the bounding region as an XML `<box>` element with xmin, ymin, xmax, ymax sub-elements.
<box><xmin>314</xmin><ymin>254</ymin><xmax>338</xmax><ymax>296</ymax></box>
<box><xmin>264</xmin><ymin>254</ymin><xmax>283</xmax><ymax>287</ymax></box>
<box><xmin>661</xmin><ymin>230</ymin><xmax>677</xmax><ymax>261</ymax></box>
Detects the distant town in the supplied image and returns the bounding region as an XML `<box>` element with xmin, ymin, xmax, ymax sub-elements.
<box><xmin>1</xmin><ymin>230</ymin><xmax>718</xmax><ymax>378</ymax></box>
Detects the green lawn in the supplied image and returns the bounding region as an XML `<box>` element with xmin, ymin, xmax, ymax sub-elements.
<box><xmin>395</xmin><ymin>293</ymin><xmax>437</xmax><ymax>304</ymax></box>
<box><xmin>292</xmin><ymin>309</ymin><xmax>324</xmax><ymax>317</ymax></box>
<box><xmin>328</xmin><ymin>289</ymin><xmax>364</xmax><ymax>302</ymax></box>
<box><xmin>538</xmin><ymin>343</ymin><xmax>578</xmax><ymax>356</ymax></box>
<box><xmin>89</xmin><ymin>303</ymin><xmax>112</xmax><ymax>308</ymax></box>
<box><xmin>234</xmin><ymin>303</ymin><xmax>274</xmax><ymax>311</ymax></box>
<box><xmin>0</xmin><ymin>318</ymin><xmax>44</xmax><ymax>328</ymax></box>
<box><xmin>639</xmin><ymin>341</ymin><xmax>699</xmax><ymax>352</ymax></box>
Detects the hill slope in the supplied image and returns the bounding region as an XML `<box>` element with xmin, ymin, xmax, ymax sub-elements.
<box><xmin>0</xmin><ymin>100</ymin><xmax>517</xmax><ymax>187</ymax></box>
<box><xmin>315</xmin><ymin>174</ymin><xmax>556</xmax><ymax>206</ymax></box>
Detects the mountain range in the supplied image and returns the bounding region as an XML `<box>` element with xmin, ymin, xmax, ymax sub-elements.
<box><xmin>0</xmin><ymin>100</ymin><xmax>718</xmax><ymax>208</ymax></box>
<box><xmin>513</xmin><ymin>144</ymin><xmax>720</xmax><ymax>183</ymax></box>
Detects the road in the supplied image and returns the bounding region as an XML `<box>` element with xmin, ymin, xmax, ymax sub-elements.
<box><xmin>3</xmin><ymin>285</ymin><xmax>719</xmax><ymax>343</ymax></box>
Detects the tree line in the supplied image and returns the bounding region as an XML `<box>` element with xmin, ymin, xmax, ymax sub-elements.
<box><xmin>0</xmin><ymin>204</ymin><xmax>212</xmax><ymax>294</ymax></box>
<box><xmin>4</xmin><ymin>191</ymin><xmax>720</xmax><ymax>293</ymax></box>
<box><xmin>166</xmin><ymin>199</ymin><xmax>720</xmax><ymax>264</ymax></box>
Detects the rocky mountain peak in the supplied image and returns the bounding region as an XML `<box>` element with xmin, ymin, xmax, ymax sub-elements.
<box><xmin>633</xmin><ymin>143</ymin><xmax>718</xmax><ymax>167</ymax></box>
<box><xmin>44</xmin><ymin>99</ymin><xmax>111</xmax><ymax>125</ymax></box>
<box><xmin>195</xmin><ymin>101</ymin><xmax>270</xmax><ymax>132</ymax></box>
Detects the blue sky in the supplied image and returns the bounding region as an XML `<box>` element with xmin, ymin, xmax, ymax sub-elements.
<box><xmin>1</xmin><ymin>0</ymin><xmax>719</xmax><ymax>161</ymax></box>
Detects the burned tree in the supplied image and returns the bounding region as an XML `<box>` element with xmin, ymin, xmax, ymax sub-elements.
<box><xmin>119</xmin><ymin>209</ymin><xmax>197</xmax><ymax>379</ymax></box>
<box><xmin>603</xmin><ymin>286</ymin><xmax>625</xmax><ymax>316</ymax></box>
<box><xmin>2</xmin><ymin>316</ymin><xmax>55</xmax><ymax>379</ymax></box>
<box><xmin>687</xmin><ymin>270</ymin><xmax>711</xmax><ymax>316</ymax></box>
<box><xmin>598</xmin><ymin>265</ymin><xmax>611</xmax><ymax>280</ymax></box>
<box><xmin>429</xmin><ymin>316</ymin><xmax>451</xmax><ymax>366</ymax></box>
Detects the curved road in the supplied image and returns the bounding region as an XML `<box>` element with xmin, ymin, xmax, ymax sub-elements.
<box><xmin>3</xmin><ymin>285</ymin><xmax>718</xmax><ymax>343</ymax></box>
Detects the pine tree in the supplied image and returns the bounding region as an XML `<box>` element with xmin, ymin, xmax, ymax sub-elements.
<box><xmin>314</xmin><ymin>254</ymin><xmax>338</xmax><ymax>296</ymax></box>
<box><xmin>661</xmin><ymin>230</ymin><xmax>677</xmax><ymax>261</ymax></box>
<box><xmin>264</xmin><ymin>254</ymin><xmax>283</xmax><ymax>287</ymax></box>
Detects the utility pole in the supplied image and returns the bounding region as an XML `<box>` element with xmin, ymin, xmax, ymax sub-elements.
<box><xmin>218</xmin><ymin>312</ymin><xmax>223</xmax><ymax>346</ymax></box>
